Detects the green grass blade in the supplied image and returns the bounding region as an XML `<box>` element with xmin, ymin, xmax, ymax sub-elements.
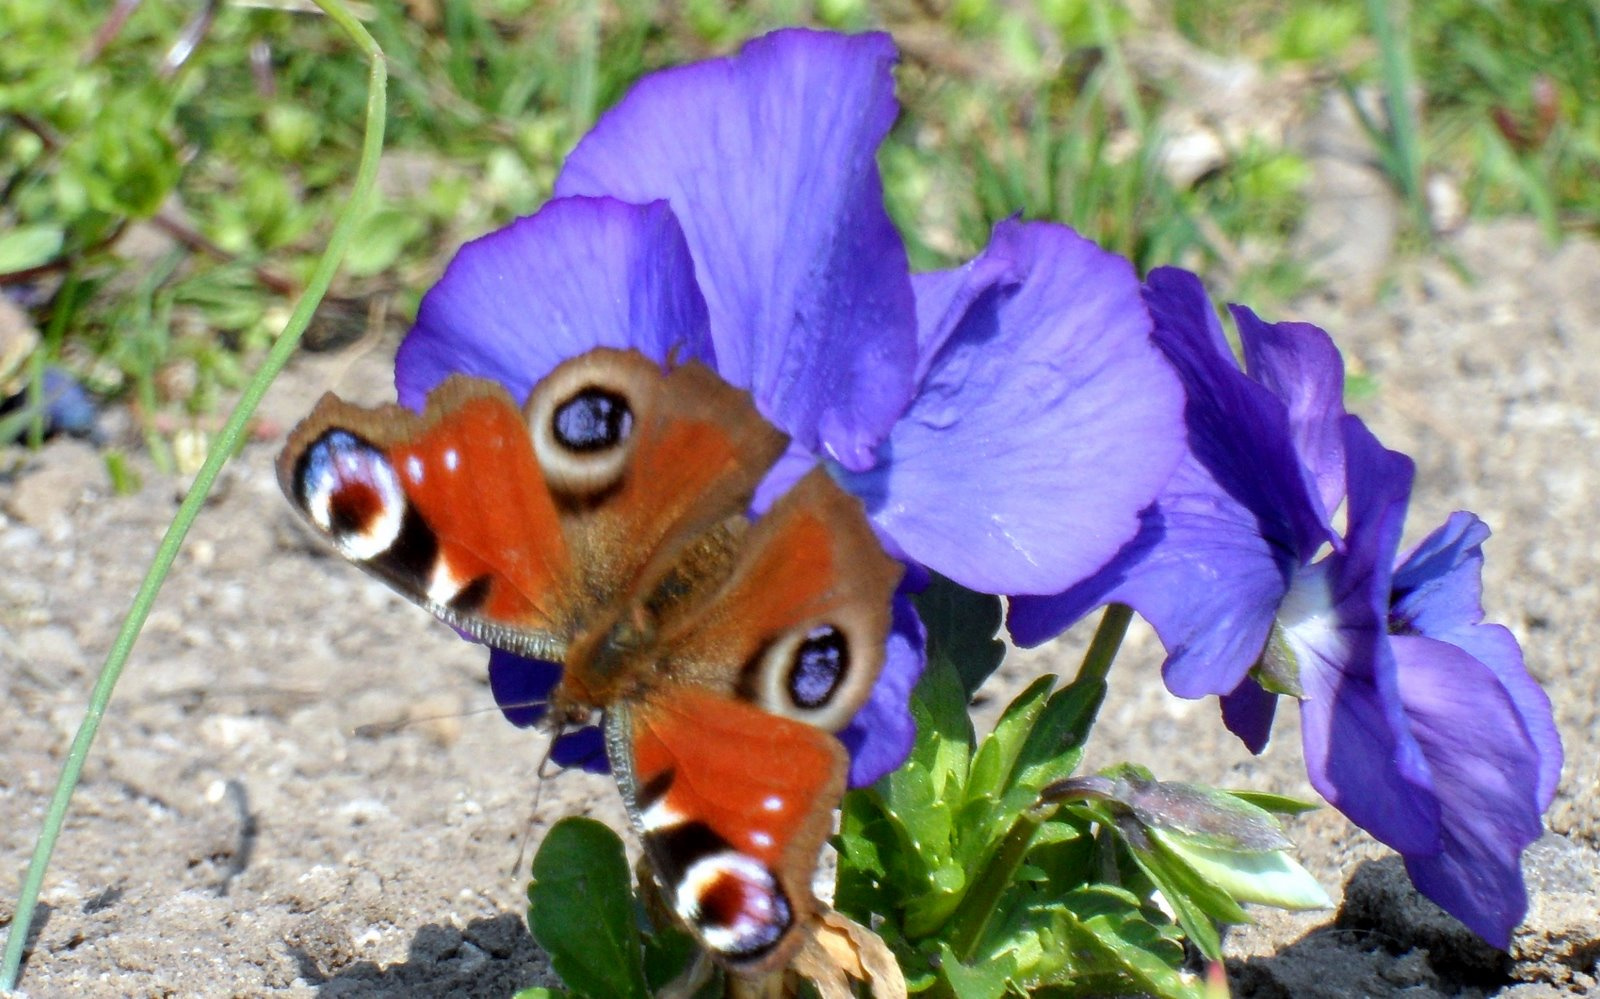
<box><xmin>0</xmin><ymin>2</ymin><xmax>386</xmax><ymax>988</ymax></box>
<box><xmin>1366</xmin><ymin>0</ymin><xmax>1429</xmax><ymax>236</ymax></box>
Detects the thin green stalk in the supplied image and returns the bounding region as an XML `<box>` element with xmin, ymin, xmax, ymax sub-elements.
<box><xmin>0</xmin><ymin>4</ymin><xmax>385</xmax><ymax>988</ymax></box>
<box><xmin>1074</xmin><ymin>601</ymin><xmax>1132</xmax><ymax>688</ymax></box>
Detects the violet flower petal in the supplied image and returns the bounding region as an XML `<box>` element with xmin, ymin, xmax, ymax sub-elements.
<box><xmin>556</xmin><ymin>29</ymin><xmax>916</xmax><ymax>470</ymax></box>
<box><xmin>845</xmin><ymin>220</ymin><xmax>1185</xmax><ymax>595</ymax></box>
<box><xmin>488</xmin><ymin>649</ymin><xmax>609</xmax><ymax>774</ymax></box>
<box><xmin>1233</xmin><ymin>305</ymin><xmax>1347</xmax><ymax>525</ymax></box>
<box><xmin>1009</xmin><ymin>455</ymin><xmax>1287</xmax><ymax>699</ymax></box>
<box><xmin>1393</xmin><ymin>512</ymin><xmax>1562</xmax><ymax>809</ymax></box>
<box><xmin>837</xmin><ymin>594</ymin><xmax>927</xmax><ymax>788</ymax></box>
<box><xmin>1009</xmin><ymin>267</ymin><xmax>1325</xmax><ymax>691</ymax></box>
<box><xmin>395</xmin><ymin>197</ymin><xmax>712</xmax><ymax>409</ymax></box>
<box><xmin>1289</xmin><ymin>418</ymin><xmax>1438</xmax><ymax>855</ymax></box>
<box><xmin>487</xmin><ymin>648</ymin><xmax>562</xmax><ymax>728</ymax></box>
<box><xmin>1146</xmin><ymin>268</ymin><xmax>1334</xmax><ymax>565</ymax></box>
<box><xmin>549</xmin><ymin>725</ymin><xmax>611</xmax><ymax>774</ymax></box>
<box><xmin>1391</xmin><ymin>634</ymin><xmax>1544</xmax><ymax>949</ymax></box>
<box><xmin>1219</xmin><ymin>678</ymin><xmax>1279</xmax><ymax>754</ymax></box>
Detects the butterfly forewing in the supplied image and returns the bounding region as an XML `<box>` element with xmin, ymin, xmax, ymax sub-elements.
<box><xmin>526</xmin><ymin>351</ymin><xmax>789</xmax><ymax>615</ymax></box>
<box><xmin>278</xmin><ymin>377</ymin><xmax>575</xmax><ymax>659</ymax></box>
<box><xmin>607</xmin><ymin>688</ymin><xmax>846</xmax><ymax>974</ymax></box>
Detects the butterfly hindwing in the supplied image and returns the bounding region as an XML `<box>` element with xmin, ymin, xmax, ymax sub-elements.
<box><xmin>655</xmin><ymin>466</ymin><xmax>904</xmax><ymax>733</ymax></box>
<box><xmin>278</xmin><ymin>376</ymin><xmax>575</xmax><ymax>659</ymax></box>
<box><xmin>607</xmin><ymin>688</ymin><xmax>846</xmax><ymax>973</ymax></box>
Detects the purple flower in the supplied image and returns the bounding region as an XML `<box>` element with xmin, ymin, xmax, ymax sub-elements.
<box><xmin>396</xmin><ymin>30</ymin><xmax>1184</xmax><ymax>787</ymax></box>
<box><xmin>1011</xmin><ymin>267</ymin><xmax>1560</xmax><ymax>947</ymax></box>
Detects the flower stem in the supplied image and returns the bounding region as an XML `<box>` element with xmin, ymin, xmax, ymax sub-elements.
<box><xmin>938</xmin><ymin>604</ymin><xmax>1133</xmax><ymax>966</ymax></box>
<box><xmin>0</xmin><ymin>4</ymin><xmax>385</xmax><ymax>988</ymax></box>
<box><xmin>943</xmin><ymin>799</ymin><xmax>1059</xmax><ymax>966</ymax></box>
<box><xmin>1075</xmin><ymin>602</ymin><xmax>1132</xmax><ymax>688</ymax></box>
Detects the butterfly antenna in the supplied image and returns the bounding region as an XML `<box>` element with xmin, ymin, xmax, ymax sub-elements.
<box><xmin>511</xmin><ymin>732</ymin><xmax>562</xmax><ymax>875</ymax></box>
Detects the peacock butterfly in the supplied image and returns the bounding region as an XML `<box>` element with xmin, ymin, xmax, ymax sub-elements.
<box><xmin>276</xmin><ymin>347</ymin><xmax>903</xmax><ymax>973</ymax></box>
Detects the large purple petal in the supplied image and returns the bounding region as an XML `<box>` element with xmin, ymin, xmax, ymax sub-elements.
<box><xmin>844</xmin><ymin>220</ymin><xmax>1184</xmax><ymax>595</ymax></box>
<box><xmin>395</xmin><ymin>197</ymin><xmax>712</xmax><ymax>409</ymax></box>
<box><xmin>1145</xmin><ymin>268</ymin><xmax>1333</xmax><ymax>564</ymax></box>
<box><xmin>555</xmin><ymin>29</ymin><xmax>916</xmax><ymax>470</ymax></box>
<box><xmin>1009</xmin><ymin>454</ymin><xmax>1288</xmax><ymax>699</ymax></box>
<box><xmin>1391</xmin><ymin>635</ymin><xmax>1544</xmax><ymax>948</ymax></box>
<box><xmin>1009</xmin><ymin>268</ymin><xmax>1328</xmax><ymax>687</ymax></box>
<box><xmin>1392</xmin><ymin>513</ymin><xmax>1562</xmax><ymax>809</ymax></box>
<box><xmin>1293</xmin><ymin>617</ymin><xmax>1438</xmax><ymax>856</ymax></box>
<box><xmin>1291</xmin><ymin>419</ymin><xmax>1437</xmax><ymax>855</ymax></box>
<box><xmin>1233</xmin><ymin>306</ymin><xmax>1347</xmax><ymax>524</ymax></box>
<box><xmin>837</xmin><ymin>595</ymin><xmax>926</xmax><ymax>788</ymax></box>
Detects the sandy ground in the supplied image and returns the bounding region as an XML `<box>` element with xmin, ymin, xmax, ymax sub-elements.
<box><xmin>1</xmin><ymin>218</ymin><xmax>1597</xmax><ymax>997</ymax></box>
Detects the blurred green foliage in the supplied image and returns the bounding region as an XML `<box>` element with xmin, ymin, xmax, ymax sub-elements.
<box><xmin>2</xmin><ymin>0</ymin><xmax>1595</xmax><ymax>445</ymax></box>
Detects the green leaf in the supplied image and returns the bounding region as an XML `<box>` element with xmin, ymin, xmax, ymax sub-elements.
<box><xmin>1007</xmin><ymin>680</ymin><xmax>1102</xmax><ymax>793</ymax></box>
<box><xmin>1228</xmin><ymin>790</ymin><xmax>1322</xmax><ymax>816</ymax></box>
<box><xmin>1041</xmin><ymin>887</ymin><xmax>1201</xmax><ymax>998</ymax></box>
<box><xmin>968</xmin><ymin>675</ymin><xmax>1056</xmax><ymax>805</ymax></box>
<box><xmin>0</xmin><ymin>224</ymin><xmax>64</xmax><ymax>273</ymax></box>
<box><xmin>894</xmin><ymin>655</ymin><xmax>974</xmax><ymax>806</ymax></box>
<box><xmin>1151</xmin><ymin>828</ymin><xmax>1332</xmax><ymax>911</ymax></box>
<box><xmin>527</xmin><ymin>818</ymin><xmax>651</xmax><ymax>999</ymax></box>
<box><xmin>936</xmin><ymin>941</ymin><xmax>1017</xmax><ymax>999</ymax></box>
<box><xmin>912</xmin><ymin>574</ymin><xmax>1005</xmax><ymax>699</ymax></box>
<box><xmin>512</xmin><ymin>990</ymin><xmax>567</xmax><ymax>999</ymax></box>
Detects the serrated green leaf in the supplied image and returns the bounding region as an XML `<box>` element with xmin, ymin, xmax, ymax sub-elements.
<box><xmin>968</xmin><ymin>675</ymin><xmax>1056</xmax><ymax>804</ymax></box>
<box><xmin>0</xmin><ymin>224</ymin><xmax>64</xmax><ymax>274</ymax></box>
<box><xmin>889</xmin><ymin>660</ymin><xmax>972</xmax><ymax>818</ymax></box>
<box><xmin>1006</xmin><ymin>679</ymin><xmax>1101</xmax><ymax>794</ymax></box>
<box><xmin>527</xmin><ymin>818</ymin><xmax>651</xmax><ymax>999</ymax></box>
<box><xmin>1151</xmin><ymin>828</ymin><xmax>1333</xmax><ymax>911</ymax></box>
<box><xmin>936</xmin><ymin>941</ymin><xmax>1017</xmax><ymax>999</ymax></box>
<box><xmin>1039</xmin><ymin>887</ymin><xmax>1200</xmax><ymax>999</ymax></box>
<box><xmin>912</xmin><ymin>574</ymin><xmax>1005</xmax><ymax>698</ymax></box>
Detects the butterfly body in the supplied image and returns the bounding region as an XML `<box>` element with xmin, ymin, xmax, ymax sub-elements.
<box><xmin>278</xmin><ymin>348</ymin><xmax>901</xmax><ymax>972</ymax></box>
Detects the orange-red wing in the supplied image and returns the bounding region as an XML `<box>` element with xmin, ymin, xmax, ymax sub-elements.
<box><xmin>527</xmin><ymin>352</ymin><xmax>789</xmax><ymax>613</ymax></box>
<box><xmin>278</xmin><ymin>375</ymin><xmax>575</xmax><ymax>659</ymax></box>
<box><xmin>608</xmin><ymin>687</ymin><xmax>846</xmax><ymax>973</ymax></box>
<box><xmin>657</xmin><ymin>467</ymin><xmax>903</xmax><ymax>732</ymax></box>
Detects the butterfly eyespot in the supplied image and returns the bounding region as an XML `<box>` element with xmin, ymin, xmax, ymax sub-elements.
<box><xmin>552</xmin><ymin>386</ymin><xmax>633</xmax><ymax>453</ymax></box>
<box><xmin>294</xmin><ymin>429</ymin><xmax>408</xmax><ymax>561</ymax></box>
<box><xmin>744</xmin><ymin>620</ymin><xmax>868</xmax><ymax>730</ymax></box>
<box><xmin>529</xmin><ymin>357</ymin><xmax>655</xmax><ymax>498</ymax></box>
<box><xmin>788</xmin><ymin>626</ymin><xmax>848</xmax><ymax>709</ymax></box>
